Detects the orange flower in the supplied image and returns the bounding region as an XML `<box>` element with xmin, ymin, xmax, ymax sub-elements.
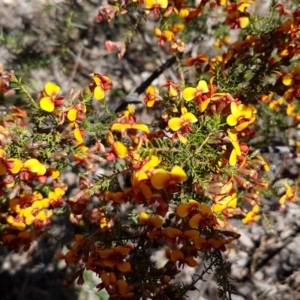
<box><xmin>177</xmin><ymin>199</ymin><xmax>202</xmax><ymax>217</ymax></box>
<box><xmin>189</xmin><ymin>204</ymin><xmax>217</xmax><ymax>229</ymax></box>
<box><xmin>105</xmin><ymin>188</ymin><xmax>133</xmax><ymax>205</ymax></box>
<box><xmin>8</xmin><ymin>158</ymin><xmax>23</xmax><ymax>174</ymax></box>
<box><xmin>18</xmin><ymin>159</ymin><xmax>46</xmax><ymax>182</ymax></box>
<box><xmin>59</xmin><ymin>234</ymin><xmax>86</xmax><ymax>265</ymax></box>
<box><xmin>116</xmin><ymin>104</ymin><xmax>137</xmax><ymax>125</ymax></box>
<box><xmin>194</xmin><ymin>236</ymin><xmax>232</xmax><ymax>252</ymax></box>
<box><xmin>286</xmin><ymin>102</ymin><xmax>300</xmax><ymax>122</ymax></box>
<box><xmin>105</xmin><ymin>40</ymin><xmax>126</xmax><ymax>59</ymax></box>
<box><xmin>150</xmin><ymin>166</ymin><xmax>187</xmax><ymax>189</ymax></box>
<box><xmin>167</xmin><ymin>249</ymin><xmax>198</xmax><ymax>268</ymax></box>
<box><xmin>99</xmin><ymin>245</ymin><xmax>132</xmax><ymax>272</ymax></box>
<box><xmin>40</xmin><ymin>82</ymin><xmax>64</xmax><ymax>112</ymax></box>
<box><xmin>139</xmin><ymin>212</ymin><xmax>162</xmax><ymax>228</ymax></box>
<box><xmin>2</xmin><ymin>231</ymin><xmax>34</xmax><ymax>252</ymax></box>
<box><xmin>170</xmin><ymin>23</ymin><xmax>185</xmax><ymax>34</ymax></box>
<box><xmin>131</xmin><ymin>175</ymin><xmax>153</xmax><ymax>200</ymax></box>
<box><xmin>186</xmin><ymin>54</ymin><xmax>208</xmax><ymax>66</ymax></box>
<box><xmin>98</xmin><ymin>273</ymin><xmax>134</xmax><ymax>298</ymax></box>
<box><xmin>131</xmin><ymin>156</ymin><xmax>162</xmax><ymax>200</ymax></box>
<box><xmin>165</xmin><ymin>227</ymin><xmax>199</xmax><ymax>245</ymax></box>
<box><xmin>46</xmin><ymin>167</ymin><xmax>61</xmax><ymax>179</ymax></box>
<box><xmin>73</xmin><ymin>145</ymin><xmax>89</xmax><ymax>162</ymax></box>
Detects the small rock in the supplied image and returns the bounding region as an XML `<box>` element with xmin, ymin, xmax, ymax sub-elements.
<box><xmin>253</xmin><ymin>270</ymin><xmax>264</xmax><ymax>281</ymax></box>
<box><xmin>231</xmin><ymin>295</ymin><xmax>246</xmax><ymax>300</ymax></box>
<box><xmin>231</xmin><ymin>267</ymin><xmax>248</xmax><ymax>280</ymax></box>
<box><xmin>238</xmin><ymin>229</ymin><xmax>255</xmax><ymax>249</ymax></box>
<box><xmin>280</xmin><ymin>229</ymin><xmax>295</xmax><ymax>240</ymax></box>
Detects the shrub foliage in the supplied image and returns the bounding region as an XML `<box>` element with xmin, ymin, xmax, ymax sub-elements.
<box><xmin>0</xmin><ymin>0</ymin><xmax>300</xmax><ymax>299</ymax></box>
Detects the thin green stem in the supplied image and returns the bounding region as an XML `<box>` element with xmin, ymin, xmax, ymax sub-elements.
<box><xmin>11</xmin><ymin>75</ymin><xmax>39</xmax><ymax>109</ymax></box>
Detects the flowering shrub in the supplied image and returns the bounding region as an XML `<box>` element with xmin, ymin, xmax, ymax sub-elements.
<box><xmin>1</xmin><ymin>0</ymin><xmax>300</xmax><ymax>299</ymax></box>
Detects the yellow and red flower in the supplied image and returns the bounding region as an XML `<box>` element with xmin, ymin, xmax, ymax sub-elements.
<box><xmin>154</xmin><ymin>28</ymin><xmax>174</xmax><ymax>45</ymax></box>
<box><xmin>40</xmin><ymin>82</ymin><xmax>64</xmax><ymax>112</ymax></box>
<box><xmin>182</xmin><ymin>80</ymin><xmax>209</xmax><ymax>103</ymax></box>
<box><xmin>227</xmin><ymin>129</ymin><xmax>242</xmax><ymax>166</ymax></box>
<box><xmin>144</xmin><ymin>85</ymin><xmax>161</xmax><ymax>107</ymax></box>
<box><xmin>227</xmin><ymin>101</ymin><xmax>257</xmax><ymax>131</ymax></box>
<box><xmin>212</xmin><ymin>193</ymin><xmax>238</xmax><ymax>217</ymax></box>
<box><xmin>6</xmin><ymin>214</ymin><xmax>26</xmax><ymax>231</ymax></box>
<box><xmin>89</xmin><ymin>73</ymin><xmax>112</xmax><ymax>100</ymax></box>
<box><xmin>242</xmin><ymin>204</ymin><xmax>260</xmax><ymax>224</ymax></box>
<box><xmin>0</xmin><ymin>153</ymin><xmax>23</xmax><ymax>176</ymax></box>
<box><xmin>19</xmin><ymin>159</ymin><xmax>46</xmax><ymax>181</ymax></box>
<box><xmin>106</xmin><ymin>131</ymin><xmax>128</xmax><ymax>161</ymax></box>
<box><xmin>179</xmin><ymin>7</ymin><xmax>202</xmax><ymax>22</ymax></box>
<box><xmin>67</xmin><ymin>103</ymin><xmax>86</xmax><ymax>122</ymax></box>
<box><xmin>279</xmin><ymin>182</ymin><xmax>298</xmax><ymax>208</ymax></box>
<box><xmin>48</xmin><ymin>187</ymin><xmax>65</xmax><ymax>207</ymax></box>
<box><xmin>225</xmin><ymin>1</ymin><xmax>254</xmax><ymax>29</ymax></box>
<box><xmin>111</xmin><ymin>122</ymin><xmax>150</xmax><ymax>133</ymax></box>
<box><xmin>168</xmin><ymin>106</ymin><xmax>198</xmax><ymax>132</ymax></box>
<box><xmin>145</xmin><ymin>0</ymin><xmax>168</xmax><ymax>14</ymax></box>
<box><xmin>163</xmin><ymin>80</ymin><xmax>179</xmax><ymax>98</ymax></box>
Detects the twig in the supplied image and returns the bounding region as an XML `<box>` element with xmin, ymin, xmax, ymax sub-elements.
<box><xmin>113</xmin><ymin>36</ymin><xmax>204</xmax><ymax>113</ymax></box>
<box><xmin>67</xmin><ymin>45</ymin><xmax>84</xmax><ymax>89</ymax></box>
<box><xmin>180</xmin><ymin>259</ymin><xmax>215</xmax><ymax>297</ymax></box>
<box><xmin>11</xmin><ymin>75</ymin><xmax>39</xmax><ymax>109</ymax></box>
